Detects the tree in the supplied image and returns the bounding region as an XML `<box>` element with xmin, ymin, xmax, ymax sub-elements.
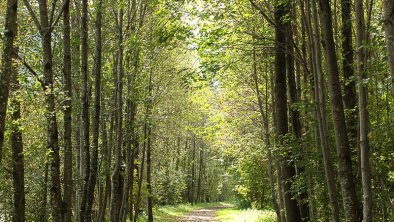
<box><xmin>317</xmin><ymin>0</ymin><xmax>360</xmax><ymax>220</ymax></box>
<box><xmin>274</xmin><ymin>0</ymin><xmax>301</xmax><ymax>221</ymax></box>
<box><xmin>62</xmin><ymin>0</ymin><xmax>73</xmax><ymax>220</ymax></box>
<box><xmin>383</xmin><ymin>0</ymin><xmax>394</xmax><ymax>93</ymax></box>
<box><xmin>0</xmin><ymin>0</ymin><xmax>18</xmax><ymax>162</ymax></box>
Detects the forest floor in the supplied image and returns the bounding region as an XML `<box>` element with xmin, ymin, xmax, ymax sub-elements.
<box><xmin>179</xmin><ymin>205</ymin><xmax>230</xmax><ymax>222</ymax></box>
<box><xmin>138</xmin><ymin>203</ymin><xmax>276</xmax><ymax>222</ymax></box>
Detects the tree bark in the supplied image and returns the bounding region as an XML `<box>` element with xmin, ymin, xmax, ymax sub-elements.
<box><xmin>110</xmin><ymin>7</ymin><xmax>124</xmax><ymax>222</ymax></box>
<box><xmin>11</xmin><ymin>50</ymin><xmax>25</xmax><ymax>222</ymax></box>
<box><xmin>62</xmin><ymin>0</ymin><xmax>73</xmax><ymax>220</ymax></box>
<box><xmin>0</xmin><ymin>0</ymin><xmax>18</xmax><ymax>162</ymax></box>
<box><xmin>285</xmin><ymin>10</ymin><xmax>310</xmax><ymax>220</ymax></box>
<box><xmin>84</xmin><ymin>0</ymin><xmax>103</xmax><ymax>220</ymax></box>
<box><xmin>36</xmin><ymin>1</ymin><xmax>63</xmax><ymax>220</ymax></box>
<box><xmin>317</xmin><ymin>0</ymin><xmax>360</xmax><ymax>220</ymax></box>
<box><xmin>308</xmin><ymin>0</ymin><xmax>340</xmax><ymax>221</ymax></box>
<box><xmin>355</xmin><ymin>0</ymin><xmax>373</xmax><ymax>221</ymax></box>
<box><xmin>341</xmin><ymin>0</ymin><xmax>358</xmax><ymax>154</ymax></box>
<box><xmin>79</xmin><ymin>0</ymin><xmax>90</xmax><ymax>219</ymax></box>
<box><xmin>146</xmin><ymin>67</ymin><xmax>154</xmax><ymax>221</ymax></box>
<box><xmin>274</xmin><ymin>0</ymin><xmax>302</xmax><ymax>221</ymax></box>
<box><xmin>383</xmin><ymin>0</ymin><xmax>394</xmax><ymax>93</ymax></box>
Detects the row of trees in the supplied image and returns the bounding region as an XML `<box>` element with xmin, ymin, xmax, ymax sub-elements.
<box><xmin>0</xmin><ymin>0</ymin><xmax>229</xmax><ymax>221</ymax></box>
<box><xmin>191</xmin><ymin>0</ymin><xmax>394</xmax><ymax>221</ymax></box>
<box><xmin>1</xmin><ymin>0</ymin><xmax>394</xmax><ymax>221</ymax></box>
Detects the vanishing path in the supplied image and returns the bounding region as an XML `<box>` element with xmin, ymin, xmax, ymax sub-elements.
<box><xmin>179</xmin><ymin>205</ymin><xmax>229</xmax><ymax>222</ymax></box>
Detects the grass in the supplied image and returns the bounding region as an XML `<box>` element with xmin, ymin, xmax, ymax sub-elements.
<box><xmin>137</xmin><ymin>202</ymin><xmax>220</xmax><ymax>222</ymax></box>
<box><xmin>216</xmin><ymin>207</ymin><xmax>277</xmax><ymax>222</ymax></box>
<box><xmin>137</xmin><ymin>202</ymin><xmax>276</xmax><ymax>222</ymax></box>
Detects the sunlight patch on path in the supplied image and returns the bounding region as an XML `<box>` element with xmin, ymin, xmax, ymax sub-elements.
<box><xmin>179</xmin><ymin>206</ymin><xmax>229</xmax><ymax>222</ymax></box>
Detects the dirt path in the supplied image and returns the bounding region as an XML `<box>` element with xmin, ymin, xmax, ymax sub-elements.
<box><xmin>179</xmin><ymin>205</ymin><xmax>228</xmax><ymax>222</ymax></box>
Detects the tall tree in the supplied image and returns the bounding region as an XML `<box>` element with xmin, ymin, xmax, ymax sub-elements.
<box><xmin>84</xmin><ymin>0</ymin><xmax>103</xmax><ymax>220</ymax></box>
<box><xmin>79</xmin><ymin>0</ymin><xmax>91</xmax><ymax>219</ymax></box>
<box><xmin>10</xmin><ymin>50</ymin><xmax>25</xmax><ymax>222</ymax></box>
<box><xmin>341</xmin><ymin>0</ymin><xmax>357</xmax><ymax>152</ymax></box>
<box><xmin>274</xmin><ymin>0</ymin><xmax>301</xmax><ymax>221</ymax></box>
<box><xmin>309</xmin><ymin>0</ymin><xmax>340</xmax><ymax>220</ymax></box>
<box><xmin>0</xmin><ymin>0</ymin><xmax>18</xmax><ymax>162</ymax></box>
<box><xmin>110</xmin><ymin>6</ymin><xmax>125</xmax><ymax>221</ymax></box>
<box><xmin>62</xmin><ymin>0</ymin><xmax>73</xmax><ymax>221</ymax></box>
<box><xmin>317</xmin><ymin>0</ymin><xmax>360</xmax><ymax>220</ymax></box>
<box><xmin>355</xmin><ymin>0</ymin><xmax>373</xmax><ymax>221</ymax></box>
<box><xmin>383</xmin><ymin>0</ymin><xmax>394</xmax><ymax>93</ymax></box>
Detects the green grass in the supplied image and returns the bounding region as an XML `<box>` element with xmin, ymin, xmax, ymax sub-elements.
<box><xmin>137</xmin><ymin>202</ymin><xmax>221</xmax><ymax>222</ymax></box>
<box><xmin>215</xmin><ymin>207</ymin><xmax>276</xmax><ymax>222</ymax></box>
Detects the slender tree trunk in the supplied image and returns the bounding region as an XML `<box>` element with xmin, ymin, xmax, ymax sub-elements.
<box><xmin>196</xmin><ymin>146</ymin><xmax>203</xmax><ymax>203</ymax></box>
<box><xmin>11</xmin><ymin>50</ymin><xmax>25</xmax><ymax>222</ymax></box>
<box><xmin>383</xmin><ymin>0</ymin><xmax>394</xmax><ymax>93</ymax></box>
<box><xmin>36</xmin><ymin>1</ymin><xmax>63</xmax><ymax>220</ymax></box>
<box><xmin>146</xmin><ymin>67</ymin><xmax>154</xmax><ymax>221</ymax></box>
<box><xmin>274</xmin><ymin>0</ymin><xmax>301</xmax><ymax>221</ymax></box>
<box><xmin>84</xmin><ymin>0</ymin><xmax>103</xmax><ymax>220</ymax></box>
<box><xmin>146</xmin><ymin>123</ymin><xmax>153</xmax><ymax>222</ymax></box>
<box><xmin>309</xmin><ymin>0</ymin><xmax>340</xmax><ymax>221</ymax></box>
<box><xmin>317</xmin><ymin>0</ymin><xmax>360</xmax><ymax>220</ymax></box>
<box><xmin>252</xmin><ymin>49</ymin><xmax>281</xmax><ymax>221</ymax></box>
<box><xmin>341</xmin><ymin>0</ymin><xmax>358</xmax><ymax>156</ymax></box>
<box><xmin>191</xmin><ymin>137</ymin><xmax>196</xmax><ymax>204</ymax></box>
<box><xmin>0</xmin><ymin>0</ymin><xmax>18</xmax><ymax>162</ymax></box>
<box><xmin>129</xmin><ymin>130</ymin><xmax>139</xmax><ymax>222</ymax></box>
<box><xmin>355</xmin><ymin>0</ymin><xmax>373</xmax><ymax>221</ymax></box>
<box><xmin>286</xmin><ymin>12</ymin><xmax>310</xmax><ymax>220</ymax></box>
<box><xmin>110</xmin><ymin>8</ymin><xmax>124</xmax><ymax>222</ymax></box>
<box><xmin>134</xmin><ymin>124</ymin><xmax>147</xmax><ymax>222</ymax></box>
<box><xmin>63</xmin><ymin>0</ymin><xmax>73</xmax><ymax>220</ymax></box>
<box><xmin>79</xmin><ymin>0</ymin><xmax>90</xmax><ymax>219</ymax></box>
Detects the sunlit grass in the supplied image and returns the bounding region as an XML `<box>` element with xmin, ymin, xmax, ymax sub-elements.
<box><xmin>137</xmin><ymin>202</ymin><xmax>220</xmax><ymax>222</ymax></box>
<box><xmin>216</xmin><ymin>208</ymin><xmax>276</xmax><ymax>222</ymax></box>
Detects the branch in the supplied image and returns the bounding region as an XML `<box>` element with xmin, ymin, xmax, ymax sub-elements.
<box><xmin>51</xmin><ymin>0</ymin><xmax>70</xmax><ymax>29</ymax></box>
<box><xmin>248</xmin><ymin>0</ymin><xmax>276</xmax><ymax>27</ymax></box>
<box><xmin>23</xmin><ymin>0</ymin><xmax>42</xmax><ymax>32</ymax></box>
<box><xmin>13</xmin><ymin>50</ymin><xmax>46</xmax><ymax>90</ymax></box>
<box><xmin>49</xmin><ymin>0</ymin><xmax>59</xmax><ymax>25</ymax></box>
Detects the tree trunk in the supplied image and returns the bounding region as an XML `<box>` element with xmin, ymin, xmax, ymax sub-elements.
<box><xmin>84</xmin><ymin>0</ymin><xmax>103</xmax><ymax>220</ymax></box>
<box><xmin>0</xmin><ymin>0</ymin><xmax>18</xmax><ymax>162</ymax></box>
<box><xmin>79</xmin><ymin>0</ymin><xmax>91</xmax><ymax>219</ymax></box>
<box><xmin>36</xmin><ymin>1</ymin><xmax>63</xmax><ymax>220</ymax></box>
<box><xmin>62</xmin><ymin>0</ymin><xmax>73</xmax><ymax>220</ymax></box>
<box><xmin>309</xmin><ymin>0</ymin><xmax>340</xmax><ymax>221</ymax></box>
<box><xmin>146</xmin><ymin>67</ymin><xmax>154</xmax><ymax>221</ymax></box>
<box><xmin>11</xmin><ymin>50</ymin><xmax>25</xmax><ymax>222</ymax></box>
<box><xmin>274</xmin><ymin>0</ymin><xmax>301</xmax><ymax>221</ymax></box>
<box><xmin>355</xmin><ymin>0</ymin><xmax>373</xmax><ymax>221</ymax></box>
<box><xmin>383</xmin><ymin>0</ymin><xmax>394</xmax><ymax>93</ymax></box>
<box><xmin>252</xmin><ymin>49</ymin><xmax>281</xmax><ymax>221</ymax></box>
<box><xmin>134</xmin><ymin>123</ymin><xmax>147</xmax><ymax>222</ymax></box>
<box><xmin>341</xmin><ymin>0</ymin><xmax>358</xmax><ymax>156</ymax></box>
<box><xmin>317</xmin><ymin>0</ymin><xmax>360</xmax><ymax>220</ymax></box>
<box><xmin>285</xmin><ymin>11</ymin><xmax>310</xmax><ymax>220</ymax></box>
<box><xmin>110</xmin><ymin>8</ymin><xmax>124</xmax><ymax>222</ymax></box>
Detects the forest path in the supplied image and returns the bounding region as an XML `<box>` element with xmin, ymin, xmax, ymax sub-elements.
<box><xmin>178</xmin><ymin>205</ymin><xmax>229</xmax><ymax>222</ymax></box>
